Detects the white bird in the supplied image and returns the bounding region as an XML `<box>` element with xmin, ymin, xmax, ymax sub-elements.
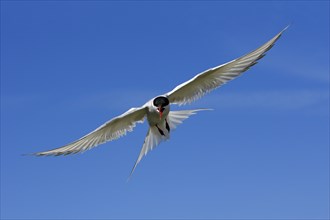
<box><xmin>34</xmin><ymin>27</ymin><xmax>287</xmax><ymax>176</ymax></box>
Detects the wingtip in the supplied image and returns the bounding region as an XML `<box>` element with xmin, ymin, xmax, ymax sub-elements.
<box><xmin>281</xmin><ymin>25</ymin><xmax>290</xmax><ymax>34</ymax></box>
<box><xmin>22</xmin><ymin>151</ymin><xmax>46</xmax><ymax>157</ymax></box>
<box><xmin>269</xmin><ymin>25</ymin><xmax>289</xmax><ymax>42</ymax></box>
<box><xmin>275</xmin><ymin>25</ymin><xmax>290</xmax><ymax>38</ymax></box>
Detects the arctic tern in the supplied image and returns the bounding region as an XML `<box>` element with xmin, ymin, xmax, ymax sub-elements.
<box><xmin>34</xmin><ymin>27</ymin><xmax>287</xmax><ymax>176</ymax></box>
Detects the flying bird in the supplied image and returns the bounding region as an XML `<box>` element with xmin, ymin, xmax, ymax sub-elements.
<box><xmin>34</xmin><ymin>27</ymin><xmax>287</xmax><ymax>176</ymax></box>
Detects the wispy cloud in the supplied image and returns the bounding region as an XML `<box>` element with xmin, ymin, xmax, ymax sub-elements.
<box><xmin>69</xmin><ymin>88</ymin><xmax>161</xmax><ymax>111</ymax></box>
<box><xmin>193</xmin><ymin>89</ymin><xmax>329</xmax><ymax>115</ymax></box>
<box><xmin>3</xmin><ymin>87</ymin><xmax>328</xmax><ymax>117</ymax></box>
<box><xmin>270</xmin><ymin>62</ymin><xmax>329</xmax><ymax>83</ymax></box>
<box><xmin>262</xmin><ymin>49</ymin><xmax>330</xmax><ymax>84</ymax></box>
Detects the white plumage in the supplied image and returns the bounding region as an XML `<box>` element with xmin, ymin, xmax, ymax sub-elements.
<box><xmin>34</xmin><ymin>27</ymin><xmax>287</xmax><ymax>176</ymax></box>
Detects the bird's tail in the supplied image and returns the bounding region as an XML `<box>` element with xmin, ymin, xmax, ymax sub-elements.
<box><xmin>129</xmin><ymin>126</ymin><xmax>167</xmax><ymax>178</ymax></box>
<box><xmin>128</xmin><ymin>108</ymin><xmax>212</xmax><ymax>179</ymax></box>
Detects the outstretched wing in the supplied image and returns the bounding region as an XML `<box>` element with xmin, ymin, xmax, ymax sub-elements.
<box><xmin>166</xmin><ymin>27</ymin><xmax>287</xmax><ymax>105</ymax></box>
<box><xmin>34</xmin><ymin>106</ymin><xmax>148</xmax><ymax>156</ymax></box>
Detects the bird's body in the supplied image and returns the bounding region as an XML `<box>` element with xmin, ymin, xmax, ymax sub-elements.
<box><xmin>146</xmin><ymin>96</ymin><xmax>170</xmax><ymax>127</ymax></box>
<box><xmin>34</xmin><ymin>27</ymin><xmax>287</xmax><ymax>176</ymax></box>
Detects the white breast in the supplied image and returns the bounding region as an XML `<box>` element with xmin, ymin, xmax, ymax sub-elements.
<box><xmin>146</xmin><ymin>104</ymin><xmax>170</xmax><ymax>126</ymax></box>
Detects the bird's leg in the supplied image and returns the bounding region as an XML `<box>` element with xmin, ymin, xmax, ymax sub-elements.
<box><xmin>165</xmin><ymin>119</ymin><xmax>170</xmax><ymax>132</ymax></box>
<box><xmin>155</xmin><ymin>124</ymin><xmax>165</xmax><ymax>136</ymax></box>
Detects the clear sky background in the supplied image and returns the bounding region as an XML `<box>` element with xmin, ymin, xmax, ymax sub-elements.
<box><xmin>1</xmin><ymin>1</ymin><xmax>329</xmax><ymax>219</ymax></box>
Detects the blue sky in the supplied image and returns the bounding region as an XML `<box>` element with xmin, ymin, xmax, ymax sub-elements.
<box><xmin>1</xmin><ymin>1</ymin><xmax>329</xmax><ymax>219</ymax></box>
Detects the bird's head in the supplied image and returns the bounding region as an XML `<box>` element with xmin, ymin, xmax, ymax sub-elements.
<box><xmin>153</xmin><ymin>96</ymin><xmax>169</xmax><ymax>119</ymax></box>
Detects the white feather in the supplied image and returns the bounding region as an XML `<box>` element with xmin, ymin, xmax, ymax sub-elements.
<box><xmin>130</xmin><ymin>126</ymin><xmax>166</xmax><ymax>176</ymax></box>
<box><xmin>130</xmin><ymin>109</ymin><xmax>210</xmax><ymax>176</ymax></box>
<box><xmin>167</xmin><ymin>109</ymin><xmax>211</xmax><ymax>130</ymax></box>
<box><xmin>166</xmin><ymin>27</ymin><xmax>288</xmax><ymax>105</ymax></box>
<box><xmin>33</xmin><ymin>27</ymin><xmax>287</xmax><ymax>177</ymax></box>
<box><xmin>35</xmin><ymin>106</ymin><xmax>148</xmax><ymax>156</ymax></box>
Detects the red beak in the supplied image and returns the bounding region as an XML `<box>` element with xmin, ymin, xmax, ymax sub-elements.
<box><xmin>158</xmin><ymin>106</ymin><xmax>163</xmax><ymax>119</ymax></box>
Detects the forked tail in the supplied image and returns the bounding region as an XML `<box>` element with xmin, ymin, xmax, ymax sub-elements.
<box><xmin>128</xmin><ymin>108</ymin><xmax>212</xmax><ymax>179</ymax></box>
